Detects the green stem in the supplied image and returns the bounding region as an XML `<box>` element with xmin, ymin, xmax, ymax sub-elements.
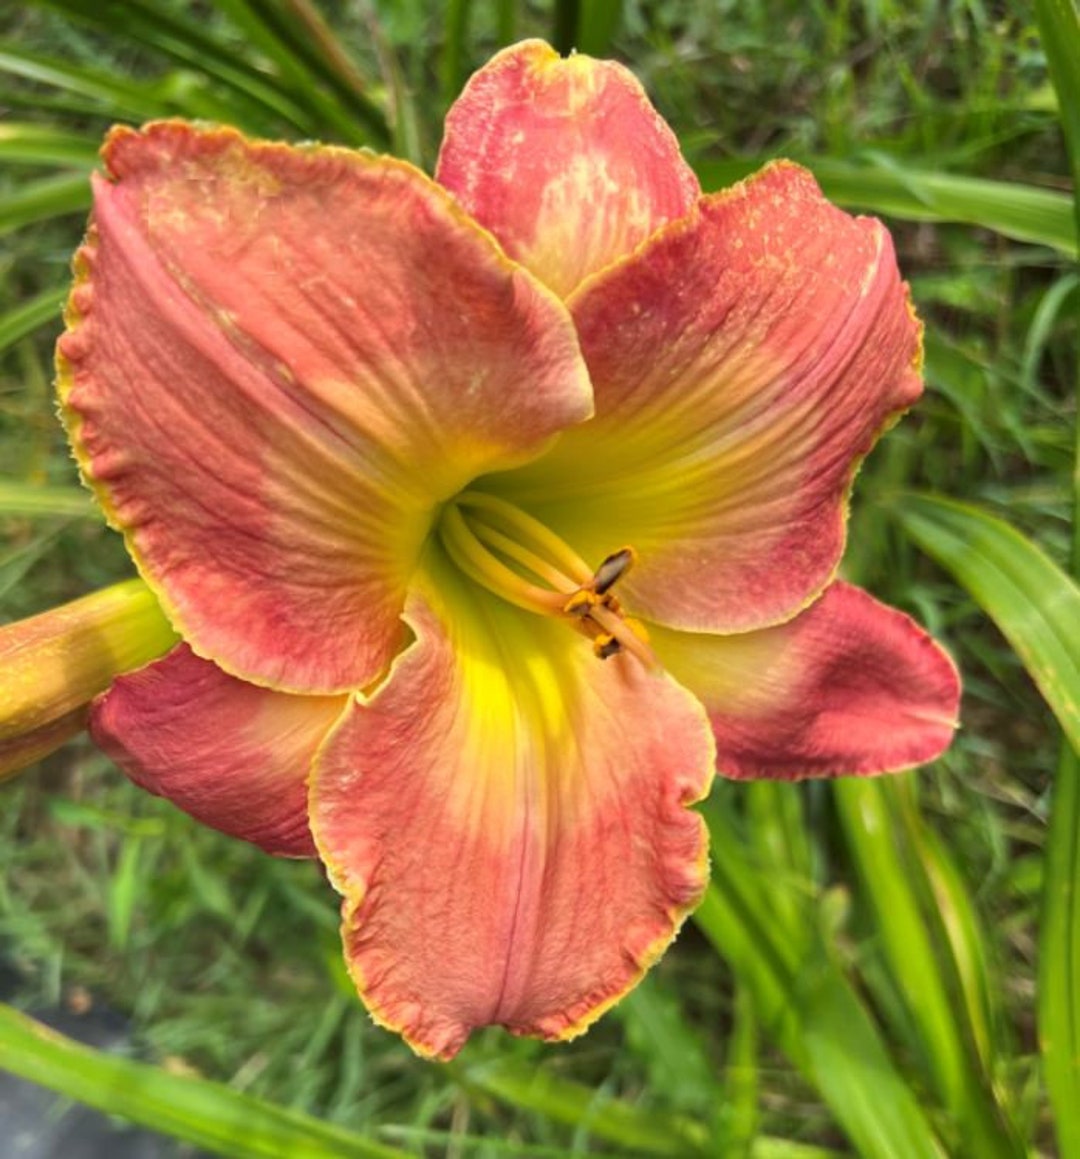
<box><xmin>1032</xmin><ymin>3</ymin><xmax>1080</xmax><ymax>1154</ymax></box>
<box><xmin>552</xmin><ymin>0</ymin><xmax>579</xmax><ymax>54</ymax></box>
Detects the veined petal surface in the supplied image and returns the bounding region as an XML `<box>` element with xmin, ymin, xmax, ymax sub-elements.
<box><xmin>436</xmin><ymin>40</ymin><xmax>699</xmax><ymax>299</ymax></box>
<box><xmin>310</xmin><ymin>555</ymin><xmax>714</xmax><ymax>1059</ymax></box>
<box><xmin>492</xmin><ymin>163</ymin><xmax>923</xmax><ymax>634</ymax></box>
<box><xmin>653</xmin><ymin>582</ymin><xmax>960</xmax><ymax>780</ymax></box>
<box><xmin>91</xmin><ymin>644</ymin><xmax>346</xmax><ymax>856</ymax></box>
<box><xmin>59</xmin><ymin>123</ymin><xmax>592</xmax><ymax>694</ymax></box>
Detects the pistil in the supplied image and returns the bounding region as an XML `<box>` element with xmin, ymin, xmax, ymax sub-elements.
<box><xmin>438</xmin><ymin>495</ymin><xmax>657</xmax><ymax>669</ymax></box>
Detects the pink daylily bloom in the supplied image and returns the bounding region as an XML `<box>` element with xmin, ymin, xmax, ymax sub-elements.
<box><xmin>55</xmin><ymin>40</ymin><xmax>959</xmax><ymax>1059</ymax></box>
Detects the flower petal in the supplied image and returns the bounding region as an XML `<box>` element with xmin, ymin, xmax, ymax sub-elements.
<box><xmin>652</xmin><ymin>582</ymin><xmax>960</xmax><ymax>780</ymax></box>
<box><xmin>0</xmin><ymin>579</ymin><xmax>177</xmax><ymax>778</ymax></box>
<box><xmin>91</xmin><ymin>643</ymin><xmax>346</xmax><ymax>856</ymax></box>
<box><xmin>59</xmin><ymin>123</ymin><xmax>592</xmax><ymax>694</ymax></box>
<box><xmin>492</xmin><ymin>162</ymin><xmax>922</xmax><ymax>634</ymax></box>
<box><xmin>436</xmin><ymin>40</ymin><xmax>699</xmax><ymax>299</ymax></box>
<box><xmin>309</xmin><ymin>556</ymin><xmax>714</xmax><ymax>1059</ymax></box>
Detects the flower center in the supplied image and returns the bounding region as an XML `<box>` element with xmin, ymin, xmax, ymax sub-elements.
<box><xmin>438</xmin><ymin>491</ymin><xmax>656</xmax><ymax>668</ymax></box>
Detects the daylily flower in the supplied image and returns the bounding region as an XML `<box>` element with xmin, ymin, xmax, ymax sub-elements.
<box><xmin>43</xmin><ymin>40</ymin><xmax>959</xmax><ymax>1059</ymax></box>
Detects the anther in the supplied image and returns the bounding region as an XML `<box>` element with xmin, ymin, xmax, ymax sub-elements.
<box><xmin>563</xmin><ymin>589</ymin><xmax>599</xmax><ymax>617</ymax></box>
<box><xmin>591</xmin><ymin>547</ymin><xmax>637</xmax><ymax>596</ymax></box>
<box><xmin>593</xmin><ymin>634</ymin><xmax>622</xmax><ymax>660</ymax></box>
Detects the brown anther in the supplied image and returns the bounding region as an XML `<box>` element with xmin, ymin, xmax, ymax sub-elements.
<box><xmin>563</xmin><ymin>589</ymin><xmax>599</xmax><ymax>617</ymax></box>
<box><xmin>560</xmin><ymin>546</ymin><xmax>653</xmax><ymax>666</ymax></box>
<box><xmin>593</xmin><ymin>633</ymin><xmax>622</xmax><ymax>660</ymax></box>
<box><xmin>592</xmin><ymin>547</ymin><xmax>636</xmax><ymax>596</ymax></box>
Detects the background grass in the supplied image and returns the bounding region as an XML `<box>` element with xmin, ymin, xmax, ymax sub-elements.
<box><xmin>0</xmin><ymin>1</ymin><xmax>1077</xmax><ymax>1155</ymax></box>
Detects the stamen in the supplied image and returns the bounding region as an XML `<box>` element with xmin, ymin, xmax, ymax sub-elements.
<box><xmin>439</xmin><ymin>494</ymin><xmax>658</xmax><ymax>670</ymax></box>
<box><xmin>439</xmin><ymin>506</ymin><xmax>565</xmax><ymax>617</ymax></box>
<box><xmin>468</xmin><ymin>519</ymin><xmax>577</xmax><ymax>592</ymax></box>
<box><xmin>456</xmin><ymin>491</ymin><xmax>593</xmax><ymax>586</ymax></box>
<box><xmin>593</xmin><ymin>633</ymin><xmax>622</xmax><ymax>660</ymax></box>
<box><xmin>592</xmin><ymin>547</ymin><xmax>637</xmax><ymax>596</ymax></box>
<box><xmin>588</xmin><ymin>603</ymin><xmax>657</xmax><ymax>670</ymax></box>
<box><xmin>562</xmin><ymin>589</ymin><xmax>599</xmax><ymax>618</ymax></box>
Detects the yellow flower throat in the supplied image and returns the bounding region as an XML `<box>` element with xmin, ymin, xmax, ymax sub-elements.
<box><xmin>438</xmin><ymin>491</ymin><xmax>655</xmax><ymax>668</ymax></box>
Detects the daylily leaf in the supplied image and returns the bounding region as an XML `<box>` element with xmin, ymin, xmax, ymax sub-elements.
<box><xmin>0</xmin><ymin>122</ymin><xmax>98</xmax><ymax>167</ymax></box>
<box><xmin>1041</xmin><ymin>744</ymin><xmax>1080</xmax><ymax>1159</ymax></box>
<box><xmin>893</xmin><ymin>493</ymin><xmax>1080</xmax><ymax>752</ymax></box>
<box><xmin>696</xmin><ymin>799</ymin><xmax>947</xmax><ymax>1159</ymax></box>
<box><xmin>1035</xmin><ymin>0</ymin><xmax>1080</xmax><ymax>213</ymax></box>
<box><xmin>0</xmin><ymin>481</ymin><xmax>95</xmax><ymax>518</ymax></box>
<box><xmin>456</xmin><ymin>1059</ymin><xmax>708</xmax><ymax>1155</ymax></box>
<box><xmin>0</xmin><ymin>173</ymin><xmax>90</xmax><ymax>235</ymax></box>
<box><xmin>696</xmin><ymin>157</ymin><xmax>1078</xmax><ymax>258</ymax></box>
<box><xmin>0</xmin><ymin>1002</ymin><xmax>405</xmax><ymax>1159</ymax></box>
<box><xmin>1032</xmin><ymin>6</ymin><xmax>1080</xmax><ymax>1156</ymax></box>
<box><xmin>33</xmin><ymin>0</ymin><xmax>320</xmax><ymax>134</ymax></box>
<box><xmin>245</xmin><ymin>0</ymin><xmax>387</xmax><ymax>140</ymax></box>
<box><xmin>835</xmin><ymin>776</ymin><xmax>1022</xmax><ymax>1156</ymax></box>
<box><xmin>0</xmin><ymin>286</ymin><xmax>68</xmax><ymax>354</ymax></box>
<box><xmin>441</xmin><ymin>0</ymin><xmax>473</xmax><ymax>107</ymax></box>
<box><xmin>0</xmin><ymin>45</ymin><xmax>179</xmax><ymax>120</ymax></box>
<box><xmin>210</xmin><ymin>0</ymin><xmax>381</xmax><ymax>144</ymax></box>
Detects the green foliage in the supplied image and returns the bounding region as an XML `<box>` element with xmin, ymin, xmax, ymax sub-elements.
<box><xmin>0</xmin><ymin>1002</ymin><xmax>407</xmax><ymax>1159</ymax></box>
<box><xmin>0</xmin><ymin>1</ymin><xmax>1075</xmax><ymax>1156</ymax></box>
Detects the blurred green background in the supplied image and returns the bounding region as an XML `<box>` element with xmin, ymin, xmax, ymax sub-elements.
<box><xmin>0</xmin><ymin>1</ymin><xmax>1078</xmax><ymax>1156</ymax></box>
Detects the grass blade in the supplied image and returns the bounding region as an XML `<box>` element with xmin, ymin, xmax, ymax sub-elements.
<box><xmin>696</xmin><ymin>157</ymin><xmax>1077</xmax><ymax>257</ymax></box>
<box><xmin>0</xmin><ymin>173</ymin><xmax>90</xmax><ymax>235</ymax></box>
<box><xmin>0</xmin><ymin>285</ymin><xmax>67</xmax><ymax>354</ymax></box>
<box><xmin>0</xmin><ymin>482</ymin><xmax>94</xmax><ymax>518</ymax></box>
<box><xmin>496</xmin><ymin>0</ymin><xmax>518</xmax><ymax>44</ymax></box>
<box><xmin>1041</xmin><ymin>743</ymin><xmax>1080</xmax><ymax>1159</ymax></box>
<box><xmin>835</xmin><ymin>777</ymin><xmax>1021</xmax><ymax>1157</ymax></box>
<box><xmin>1032</xmin><ymin>6</ymin><xmax>1080</xmax><ymax>1154</ymax></box>
<box><xmin>1035</xmin><ymin>0</ymin><xmax>1080</xmax><ymax>213</ymax></box>
<box><xmin>616</xmin><ymin>974</ymin><xmax>718</xmax><ymax>1115</ymax></box>
<box><xmin>0</xmin><ymin>123</ymin><xmax>98</xmax><ymax>167</ymax></box>
<box><xmin>457</xmin><ymin>1059</ymin><xmax>707</xmax><ymax>1155</ymax></box>
<box><xmin>552</xmin><ymin>0</ymin><xmax>580</xmax><ymax>54</ymax></box>
<box><xmin>33</xmin><ymin>0</ymin><xmax>321</xmax><ymax>134</ymax></box>
<box><xmin>442</xmin><ymin>0</ymin><xmax>472</xmax><ymax>109</ymax></box>
<box><xmin>576</xmin><ymin>0</ymin><xmax>623</xmax><ymax>56</ymax></box>
<box><xmin>0</xmin><ymin>45</ymin><xmax>176</xmax><ymax>120</ymax></box>
<box><xmin>715</xmin><ymin>982</ymin><xmax>759</xmax><ymax>1156</ymax></box>
<box><xmin>696</xmin><ymin>799</ymin><xmax>947</xmax><ymax>1159</ymax></box>
<box><xmin>251</xmin><ymin>0</ymin><xmax>389</xmax><ymax>142</ymax></box>
<box><xmin>211</xmin><ymin>0</ymin><xmax>384</xmax><ymax>145</ymax></box>
<box><xmin>367</xmin><ymin>16</ymin><xmax>425</xmax><ymax>167</ymax></box>
<box><xmin>277</xmin><ymin>0</ymin><xmax>383</xmax><ymax>111</ymax></box>
<box><xmin>892</xmin><ymin>494</ymin><xmax>1080</xmax><ymax>752</ymax></box>
<box><xmin>0</xmin><ymin>1003</ymin><xmax>406</xmax><ymax>1159</ymax></box>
